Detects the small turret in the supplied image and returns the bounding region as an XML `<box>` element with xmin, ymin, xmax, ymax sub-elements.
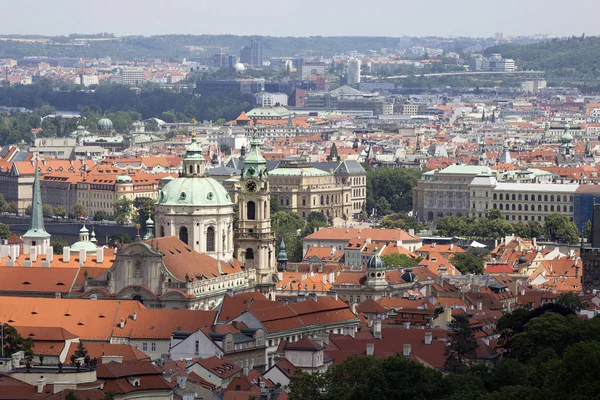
<box><xmin>144</xmin><ymin>216</ymin><xmax>154</xmax><ymax>240</ymax></box>
<box><xmin>277</xmin><ymin>239</ymin><xmax>288</xmax><ymax>271</ymax></box>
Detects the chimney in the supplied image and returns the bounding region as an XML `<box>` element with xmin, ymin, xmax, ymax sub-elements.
<box><xmin>366</xmin><ymin>343</ymin><xmax>374</xmax><ymax>356</ymax></box>
<box><xmin>132</xmin><ymin>310</ymin><xmax>137</xmax><ymax>321</ymax></box>
<box><xmin>450</xmin><ymin>244</ymin><xmax>454</xmax><ymax>250</ymax></box>
<box><xmin>30</xmin><ymin>246</ymin><xmax>37</xmax><ymax>262</ymax></box>
<box><xmin>63</xmin><ymin>246</ymin><xmax>71</xmax><ymax>263</ymax></box>
<box><xmin>36</xmin><ymin>378</ymin><xmax>46</xmax><ymax>394</ymax></box>
<box><xmin>79</xmin><ymin>248</ymin><xmax>87</xmax><ymax>264</ymax></box>
<box><xmin>403</xmin><ymin>344</ymin><xmax>412</xmax><ymax>358</ymax></box>
<box><xmin>374</xmin><ymin>320</ymin><xmax>382</xmax><ymax>339</ymax></box>
<box><xmin>533</xmin><ymin>237</ymin><xmax>537</xmax><ymax>248</ymax></box>
<box><xmin>424</xmin><ymin>332</ymin><xmax>432</xmax><ymax>345</ymax></box>
<box><xmin>97</xmin><ymin>246</ymin><xmax>104</xmax><ymax>263</ymax></box>
<box><xmin>333</xmin><ymin>292</ymin><xmax>338</xmax><ymax>301</ymax></box>
<box><xmin>46</xmin><ymin>246</ymin><xmax>53</xmax><ymax>263</ymax></box>
<box><xmin>119</xmin><ymin>318</ymin><xmax>125</xmax><ymax>328</ymax></box>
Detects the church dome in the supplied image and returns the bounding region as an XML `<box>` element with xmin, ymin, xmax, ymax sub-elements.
<box><xmin>157</xmin><ymin>177</ymin><xmax>232</xmax><ymax>207</ymax></box>
<box><xmin>366</xmin><ymin>248</ymin><xmax>385</xmax><ymax>270</ymax></box>
<box><xmin>70</xmin><ymin>225</ymin><xmax>97</xmax><ymax>254</ymax></box>
<box><xmin>98</xmin><ymin>118</ymin><xmax>114</xmax><ymax>131</ymax></box>
<box><xmin>561</xmin><ymin>123</ymin><xmax>573</xmax><ymax>144</ymax></box>
<box><xmin>401</xmin><ymin>269</ymin><xmax>418</xmax><ymax>282</ymax></box>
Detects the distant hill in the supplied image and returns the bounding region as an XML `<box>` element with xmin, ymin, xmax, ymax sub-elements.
<box><xmin>485</xmin><ymin>36</ymin><xmax>600</xmax><ymax>79</ymax></box>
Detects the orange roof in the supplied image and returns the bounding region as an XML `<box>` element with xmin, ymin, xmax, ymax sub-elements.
<box><xmin>305</xmin><ymin>228</ymin><xmax>419</xmax><ymax>242</ymax></box>
<box><xmin>66</xmin><ymin>342</ymin><xmax>151</xmax><ymax>362</ymax></box>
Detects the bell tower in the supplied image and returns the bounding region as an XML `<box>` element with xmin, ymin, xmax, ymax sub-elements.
<box><xmin>235</xmin><ymin>130</ymin><xmax>276</xmax><ymax>295</ymax></box>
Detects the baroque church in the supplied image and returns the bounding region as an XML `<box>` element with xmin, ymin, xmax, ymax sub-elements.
<box><xmin>84</xmin><ymin>131</ymin><xmax>277</xmax><ymax>309</ymax></box>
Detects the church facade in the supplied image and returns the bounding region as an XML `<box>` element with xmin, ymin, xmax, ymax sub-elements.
<box><xmin>85</xmin><ymin>132</ymin><xmax>277</xmax><ymax>309</ymax></box>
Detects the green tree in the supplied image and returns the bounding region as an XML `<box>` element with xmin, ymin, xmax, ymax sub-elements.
<box><xmin>70</xmin><ymin>341</ymin><xmax>89</xmax><ymax>365</ymax></box>
<box><xmin>133</xmin><ymin>197</ymin><xmax>155</xmax><ymax>229</ymax></box>
<box><xmin>53</xmin><ymin>206</ymin><xmax>67</xmax><ymax>218</ymax></box>
<box><xmin>0</xmin><ymin>193</ymin><xmax>8</xmax><ymax>212</ymax></box>
<box><xmin>6</xmin><ymin>202</ymin><xmax>17</xmax><ymax>214</ymax></box>
<box><xmin>450</xmin><ymin>248</ymin><xmax>488</xmax><ymax>274</ymax></box>
<box><xmin>110</xmin><ymin>232</ymin><xmax>132</xmax><ymax>244</ymax></box>
<box><xmin>555</xmin><ymin>292</ymin><xmax>586</xmax><ymax>312</ymax></box>
<box><xmin>219</xmin><ymin>143</ymin><xmax>232</xmax><ymax>155</ymax></box>
<box><xmin>51</xmin><ymin>237</ymin><xmax>68</xmax><ymax>255</ymax></box>
<box><xmin>114</xmin><ymin>197</ymin><xmax>133</xmax><ymax>225</ymax></box>
<box><xmin>544</xmin><ymin>213</ymin><xmax>580</xmax><ymax>244</ymax></box>
<box><xmin>42</xmin><ymin>204</ymin><xmax>54</xmax><ymax>218</ymax></box>
<box><xmin>1</xmin><ymin>323</ymin><xmax>34</xmax><ymax>360</ymax></box>
<box><xmin>92</xmin><ymin>210</ymin><xmax>112</xmax><ymax>221</ymax></box>
<box><xmin>270</xmin><ymin>196</ymin><xmax>279</xmax><ymax>214</ymax></box>
<box><xmin>272</xmin><ymin>211</ymin><xmax>305</xmax><ymax>262</ymax></box>
<box><xmin>583</xmin><ymin>219</ymin><xmax>592</xmax><ymax>243</ymax></box>
<box><xmin>0</xmin><ymin>223</ymin><xmax>11</xmax><ymax>240</ymax></box>
<box><xmin>71</xmin><ymin>203</ymin><xmax>86</xmax><ymax>219</ymax></box>
<box><xmin>25</xmin><ymin>204</ymin><xmax>32</xmax><ymax>216</ymax></box>
<box><xmin>382</xmin><ymin>253</ymin><xmax>421</xmax><ymax>268</ymax></box>
<box><xmin>444</xmin><ymin>314</ymin><xmax>478</xmax><ymax>373</ymax></box>
<box><xmin>366</xmin><ymin>167</ymin><xmax>422</xmax><ymax>214</ymax></box>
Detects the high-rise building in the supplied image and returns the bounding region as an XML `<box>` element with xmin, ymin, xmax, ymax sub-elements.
<box><xmin>347</xmin><ymin>59</ymin><xmax>361</xmax><ymax>85</ymax></box>
<box><xmin>120</xmin><ymin>67</ymin><xmax>145</xmax><ymax>85</ymax></box>
<box><xmin>240</xmin><ymin>41</ymin><xmax>263</xmax><ymax>68</ymax></box>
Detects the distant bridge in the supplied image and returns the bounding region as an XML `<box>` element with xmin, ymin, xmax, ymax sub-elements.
<box><xmin>364</xmin><ymin>70</ymin><xmax>546</xmax><ymax>80</ymax></box>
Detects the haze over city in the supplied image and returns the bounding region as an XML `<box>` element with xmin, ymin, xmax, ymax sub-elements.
<box><xmin>3</xmin><ymin>0</ymin><xmax>600</xmax><ymax>37</ymax></box>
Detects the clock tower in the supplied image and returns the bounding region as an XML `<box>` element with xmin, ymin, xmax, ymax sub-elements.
<box><xmin>235</xmin><ymin>130</ymin><xmax>276</xmax><ymax>296</ymax></box>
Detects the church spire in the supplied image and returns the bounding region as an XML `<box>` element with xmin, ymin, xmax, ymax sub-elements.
<box><xmin>242</xmin><ymin>128</ymin><xmax>267</xmax><ymax>180</ymax></box>
<box><xmin>22</xmin><ymin>160</ymin><xmax>51</xmax><ymax>254</ymax></box>
<box><xmin>277</xmin><ymin>239</ymin><xmax>288</xmax><ymax>271</ymax></box>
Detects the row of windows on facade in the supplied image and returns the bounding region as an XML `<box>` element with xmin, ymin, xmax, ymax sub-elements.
<box><xmin>280</xmin><ymin>194</ymin><xmax>351</xmax><ymax>207</ymax></box>
<box><xmin>490</xmin><ymin>203</ymin><xmax>573</xmax><ymax>213</ymax></box>
<box><xmin>491</xmin><ymin>193</ymin><xmax>574</xmax><ymax>202</ymax></box>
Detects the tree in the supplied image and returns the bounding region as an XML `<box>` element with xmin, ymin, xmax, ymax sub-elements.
<box><xmin>42</xmin><ymin>204</ymin><xmax>54</xmax><ymax>218</ymax></box>
<box><xmin>70</xmin><ymin>341</ymin><xmax>89</xmax><ymax>365</ymax></box>
<box><xmin>53</xmin><ymin>206</ymin><xmax>67</xmax><ymax>218</ymax></box>
<box><xmin>555</xmin><ymin>292</ymin><xmax>586</xmax><ymax>312</ymax></box>
<box><xmin>114</xmin><ymin>197</ymin><xmax>133</xmax><ymax>225</ymax></box>
<box><xmin>382</xmin><ymin>253</ymin><xmax>421</xmax><ymax>268</ymax></box>
<box><xmin>6</xmin><ymin>202</ymin><xmax>17</xmax><ymax>214</ymax></box>
<box><xmin>133</xmin><ymin>197</ymin><xmax>155</xmax><ymax>228</ymax></box>
<box><xmin>544</xmin><ymin>213</ymin><xmax>580</xmax><ymax>244</ymax></box>
<box><xmin>272</xmin><ymin>211</ymin><xmax>305</xmax><ymax>262</ymax></box>
<box><xmin>1</xmin><ymin>323</ymin><xmax>34</xmax><ymax>360</ymax></box>
<box><xmin>306</xmin><ymin>211</ymin><xmax>328</xmax><ymax>225</ymax></box>
<box><xmin>584</xmin><ymin>219</ymin><xmax>592</xmax><ymax>243</ymax></box>
<box><xmin>52</xmin><ymin>237</ymin><xmax>68</xmax><ymax>255</ymax></box>
<box><xmin>366</xmin><ymin>167</ymin><xmax>422</xmax><ymax>214</ymax></box>
<box><xmin>0</xmin><ymin>223</ymin><xmax>11</xmax><ymax>240</ymax></box>
<box><xmin>219</xmin><ymin>143</ymin><xmax>232</xmax><ymax>155</ymax></box>
<box><xmin>25</xmin><ymin>204</ymin><xmax>32</xmax><ymax>216</ymax></box>
<box><xmin>71</xmin><ymin>203</ymin><xmax>86</xmax><ymax>219</ymax></box>
<box><xmin>450</xmin><ymin>248</ymin><xmax>488</xmax><ymax>274</ymax></box>
<box><xmin>0</xmin><ymin>193</ymin><xmax>8</xmax><ymax>212</ymax></box>
<box><xmin>110</xmin><ymin>232</ymin><xmax>132</xmax><ymax>244</ymax></box>
<box><xmin>444</xmin><ymin>314</ymin><xmax>478</xmax><ymax>373</ymax></box>
<box><xmin>270</xmin><ymin>196</ymin><xmax>279</xmax><ymax>214</ymax></box>
<box><xmin>93</xmin><ymin>210</ymin><xmax>112</xmax><ymax>221</ymax></box>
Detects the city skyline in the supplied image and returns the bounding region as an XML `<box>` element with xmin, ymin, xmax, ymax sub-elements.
<box><xmin>2</xmin><ymin>0</ymin><xmax>598</xmax><ymax>38</ymax></box>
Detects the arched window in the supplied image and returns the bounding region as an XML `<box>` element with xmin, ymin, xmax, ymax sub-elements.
<box><xmin>499</xmin><ymin>193</ymin><xmax>504</xmax><ymax>200</ymax></box>
<box><xmin>179</xmin><ymin>227</ymin><xmax>188</xmax><ymax>245</ymax></box>
<box><xmin>512</xmin><ymin>204</ymin><xmax>516</xmax><ymax>210</ymax></box>
<box><xmin>320</xmin><ymin>196</ymin><xmax>324</xmax><ymax>205</ymax></box>
<box><xmin>206</xmin><ymin>227</ymin><xmax>215</xmax><ymax>252</ymax></box>
<box><xmin>247</xmin><ymin>201</ymin><xmax>256</xmax><ymax>220</ymax></box>
<box><xmin>544</xmin><ymin>195</ymin><xmax>548</xmax><ymax>201</ymax></box>
<box><xmin>550</xmin><ymin>195</ymin><xmax>554</xmax><ymax>202</ymax></box>
<box><xmin>544</xmin><ymin>205</ymin><xmax>548</xmax><ymax>211</ymax></box>
<box><xmin>160</xmin><ymin>226</ymin><xmax>165</xmax><ymax>237</ymax></box>
<box><xmin>512</xmin><ymin>194</ymin><xmax>516</xmax><ymax>201</ymax></box>
<box><xmin>493</xmin><ymin>203</ymin><xmax>497</xmax><ymax>209</ymax></box>
<box><xmin>518</xmin><ymin>194</ymin><xmax>522</xmax><ymax>201</ymax></box>
<box><xmin>538</xmin><ymin>195</ymin><xmax>542</xmax><ymax>201</ymax></box>
<box><xmin>557</xmin><ymin>196</ymin><xmax>561</xmax><ymax>202</ymax></box>
<box><xmin>499</xmin><ymin>204</ymin><xmax>503</xmax><ymax>210</ymax></box>
<box><xmin>326</xmin><ymin>195</ymin><xmax>330</xmax><ymax>205</ymax></box>
<box><xmin>132</xmin><ymin>295</ymin><xmax>144</xmax><ymax>305</ymax></box>
<box><xmin>245</xmin><ymin>248</ymin><xmax>254</xmax><ymax>260</ymax></box>
<box><xmin>524</xmin><ymin>204</ymin><xmax>528</xmax><ymax>211</ymax></box>
<box><xmin>570</xmin><ymin>195</ymin><xmax>573</xmax><ymax>202</ymax></box>
<box><xmin>189</xmin><ymin>165</ymin><xmax>193</xmax><ymax>174</ymax></box>
<box><xmin>538</xmin><ymin>205</ymin><xmax>542</xmax><ymax>211</ymax></box>
<box><xmin>563</xmin><ymin>205</ymin><xmax>567</xmax><ymax>212</ymax></box>
<box><xmin>570</xmin><ymin>206</ymin><xmax>573</xmax><ymax>212</ymax></box>
<box><xmin>506</xmin><ymin>203</ymin><xmax>509</xmax><ymax>210</ymax></box>
<box><xmin>493</xmin><ymin>193</ymin><xmax>497</xmax><ymax>200</ymax></box>
<box><xmin>518</xmin><ymin>204</ymin><xmax>522</xmax><ymax>211</ymax></box>
<box><xmin>550</xmin><ymin>205</ymin><xmax>554</xmax><ymax>212</ymax></box>
<box><xmin>524</xmin><ymin>194</ymin><xmax>528</xmax><ymax>201</ymax></box>
<box><xmin>563</xmin><ymin>195</ymin><xmax>568</xmax><ymax>202</ymax></box>
<box><xmin>427</xmin><ymin>212</ymin><xmax>434</xmax><ymax>221</ymax></box>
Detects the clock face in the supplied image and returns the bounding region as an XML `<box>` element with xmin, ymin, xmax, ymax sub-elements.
<box><xmin>246</xmin><ymin>180</ymin><xmax>257</xmax><ymax>193</ymax></box>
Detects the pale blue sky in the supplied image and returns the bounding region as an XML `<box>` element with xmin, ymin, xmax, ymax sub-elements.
<box><xmin>2</xmin><ymin>0</ymin><xmax>597</xmax><ymax>37</ymax></box>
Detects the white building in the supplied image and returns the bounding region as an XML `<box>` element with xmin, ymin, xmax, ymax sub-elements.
<box><xmin>254</xmin><ymin>92</ymin><xmax>288</xmax><ymax>107</ymax></box>
<box><xmin>347</xmin><ymin>59</ymin><xmax>361</xmax><ymax>85</ymax></box>
<box><xmin>301</xmin><ymin>62</ymin><xmax>326</xmax><ymax>80</ymax></box>
<box><xmin>73</xmin><ymin>74</ymin><xmax>99</xmax><ymax>87</ymax></box>
<box><xmin>120</xmin><ymin>67</ymin><xmax>145</xmax><ymax>85</ymax></box>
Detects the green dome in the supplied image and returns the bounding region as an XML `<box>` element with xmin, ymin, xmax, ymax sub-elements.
<box><xmin>366</xmin><ymin>248</ymin><xmax>385</xmax><ymax>270</ymax></box>
<box><xmin>157</xmin><ymin>177</ymin><xmax>232</xmax><ymax>207</ymax></box>
<box><xmin>97</xmin><ymin>118</ymin><xmax>113</xmax><ymax>131</ymax></box>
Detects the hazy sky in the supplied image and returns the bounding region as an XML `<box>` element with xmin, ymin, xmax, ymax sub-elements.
<box><xmin>3</xmin><ymin>0</ymin><xmax>598</xmax><ymax>37</ymax></box>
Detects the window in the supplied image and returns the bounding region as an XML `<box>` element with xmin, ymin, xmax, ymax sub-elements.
<box><xmin>512</xmin><ymin>204</ymin><xmax>516</xmax><ymax>210</ymax></box>
<box><xmin>246</xmin><ymin>248</ymin><xmax>254</xmax><ymax>260</ymax></box>
<box><xmin>512</xmin><ymin>194</ymin><xmax>516</xmax><ymax>201</ymax></box>
<box><xmin>524</xmin><ymin>194</ymin><xmax>528</xmax><ymax>201</ymax></box>
<box><xmin>151</xmin><ymin>342</ymin><xmax>156</xmax><ymax>352</ymax></box>
<box><xmin>179</xmin><ymin>227</ymin><xmax>188</xmax><ymax>245</ymax></box>
<box><xmin>500</xmin><ymin>193</ymin><xmax>504</xmax><ymax>200</ymax></box>
<box><xmin>142</xmin><ymin>342</ymin><xmax>148</xmax><ymax>351</ymax></box>
<box><xmin>538</xmin><ymin>205</ymin><xmax>542</xmax><ymax>211</ymax></box>
<box><xmin>544</xmin><ymin>205</ymin><xmax>548</xmax><ymax>211</ymax></box>
<box><xmin>518</xmin><ymin>194</ymin><xmax>522</xmax><ymax>201</ymax></box>
<box><xmin>493</xmin><ymin>193</ymin><xmax>497</xmax><ymax>200</ymax></box>
<box><xmin>550</xmin><ymin>205</ymin><xmax>554</xmax><ymax>212</ymax></box>
<box><xmin>206</xmin><ymin>227</ymin><xmax>215</xmax><ymax>252</ymax></box>
<box><xmin>195</xmin><ymin>341</ymin><xmax>199</xmax><ymax>353</ymax></box>
<box><xmin>518</xmin><ymin>204</ymin><xmax>522</xmax><ymax>211</ymax></box>
<box><xmin>493</xmin><ymin>203</ymin><xmax>497</xmax><ymax>209</ymax></box>
<box><xmin>247</xmin><ymin>201</ymin><xmax>256</xmax><ymax>220</ymax></box>
<box><xmin>538</xmin><ymin>195</ymin><xmax>542</xmax><ymax>201</ymax></box>
<box><xmin>550</xmin><ymin>195</ymin><xmax>554</xmax><ymax>202</ymax></box>
<box><xmin>563</xmin><ymin>205</ymin><xmax>567</xmax><ymax>212</ymax></box>
<box><xmin>570</xmin><ymin>206</ymin><xmax>573</xmax><ymax>212</ymax></box>
<box><xmin>524</xmin><ymin>204</ymin><xmax>528</xmax><ymax>211</ymax></box>
<box><xmin>499</xmin><ymin>204</ymin><xmax>503</xmax><ymax>210</ymax></box>
<box><xmin>544</xmin><ymin>195</ymin><xmax>548</xmax><ymax>201</ymax></box>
